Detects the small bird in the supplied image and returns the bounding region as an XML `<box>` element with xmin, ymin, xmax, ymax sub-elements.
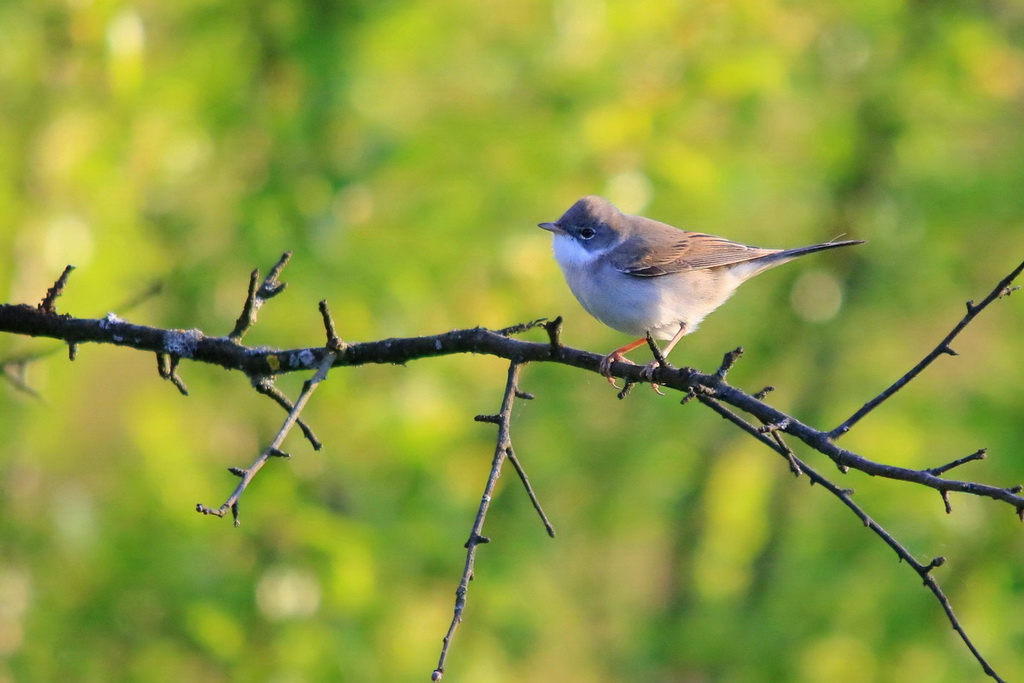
<box><xmin>539</xmin><ymin>196</ymin><xmax>863</xmax><ymax>388</ymax></box>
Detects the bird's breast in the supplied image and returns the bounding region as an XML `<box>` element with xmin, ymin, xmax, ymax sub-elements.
<box><xmin>551</xmin><ymin>237</ymin><xmax>746</xmax><ymax>339</ymax></box>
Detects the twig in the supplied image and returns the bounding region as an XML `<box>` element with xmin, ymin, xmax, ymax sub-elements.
<box><xmin>506</xmin><ymin>447</ymin><xmax>555</xmax><ymax>538</ymax></box>
<box><xmin>198</xmin><ymin>301</ymin><xmax>341</xmax><ymax>523</ymax></box>
<box><xmin>831</xmin><ymin>260</ymin><xmax>1024</xmax><ymax>438</ymax></box>
<box><xmin>644</xmin><ymin>331</ymin><xmax>668</xmax><ymax>369</ymax></box>
<box><xmin>319</xmin><ymin>300</ymin><xmax>344</xmax><ymax>351</ymax></box>
<box><xmin>251</xmin><ymin>377</ymin><xmax>322</xmax><ymax>450</ymax></box>
<box><xmin>38</xmin><ymin>265</ymin><xmax>75</xmax><ymax>314</ymax></box>
<box><xmin>0</xmin><ymin>352</ymin><xmax>43</xmax><ymax>398</ymax></box>
<box><xmin>433</xmin><ymin>361</ymin><xmax>550</xmax><ymax>681</ymax></box>
<box><xmin>927</xmin><ymin>449</ymin><xmax>988</xmax><ymax>477</ymax></box>
<box><xmin>196</xmin><ymin>344</ymin><xmax>337</xmax><ymax>526</ymax></box>
<box><xmin>543</xmin><ymin>315</ymin><xmax>563</xmax><ymax>351</ymax></box>
<box><xmin>228</xmin><ymin>252</ymin><xmax>291</xmax><ymax>342</ymax></box>
<box><xmin>715</xmin><ymin>347</ymin><xmax>744</xmax><ymax>379</ymax></box>
<box><xmin>156</xmin><ymin>352</ymin><xmax>189</xmax><ymax>396</ymax></box>
<box><xmin>697</xmin><ymin>395</ymin><xmax>1005</xmax><ymax>682</ymax></box>
<box><xmin>244</xmin><ymin>300</ymin><xmax>337</xmax><ymax>450</ymax></box>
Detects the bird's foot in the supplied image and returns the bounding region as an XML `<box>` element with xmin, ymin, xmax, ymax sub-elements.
<box><xmin>598</xmin><ymin>351</ymin><xmax>635</xmax><ymax>389</ymax></box>
<box><xmin>639</xmin><ymin>360</ymin><xmax>669</xmax><ymax>395</ymax></box>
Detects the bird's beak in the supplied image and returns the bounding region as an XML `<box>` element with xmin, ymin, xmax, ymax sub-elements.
<box><xmin>538</xmin><ymin>222</ymin><xmax>565</xmax><ymax>234</ymax></box>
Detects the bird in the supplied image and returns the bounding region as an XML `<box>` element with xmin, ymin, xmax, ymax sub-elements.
<box><xmin>538</xmin><ymin>196</ymin><xmax>863</xmax><ymax>389</ymax></box>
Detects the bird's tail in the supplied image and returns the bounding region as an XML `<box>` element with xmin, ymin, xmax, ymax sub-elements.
<box><xmin>732</xmin><ymin>238</ymin><xmax>864</xmax><ymax>281</ymax></box>
<box><xmin>772</xmin><ymin>238</ymin><xmax>865</xmax><ymax>263</ymax></box>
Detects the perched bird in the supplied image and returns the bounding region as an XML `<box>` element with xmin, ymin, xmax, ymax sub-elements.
<box><xmin>538</xmin><ymin>196</ymin><xmax>863</xmax><ymax>388</ymax></box>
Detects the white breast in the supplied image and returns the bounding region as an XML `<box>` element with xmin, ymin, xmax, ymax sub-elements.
<box><xmin>551</xmin><ymin>234</ymin><xmax>663</xmax><ymax>337</ymax></box>
<box><xmin>551</xmin><ymin>233</ymin><xmax>605</xmax><ymax>268</ymax></box>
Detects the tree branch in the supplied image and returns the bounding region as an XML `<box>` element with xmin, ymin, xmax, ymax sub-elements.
<box><xmin>830</xmin><ymin>259</ymin><xmax>1024</xmax><ymax>438</ymax></box>
<box><xmin>3</xmin><ymin>257</ymin><xmax>1022</xmax><ymax>681</ymax></box>
<box><xmin>2</xmin><ymin>262</ymin><xmax>1023</xmax><ymax>518</ymax></box>
<box><xmin>697</xmin><ymin>395</ymin><xmax>1005</xmax><ymax>682</ymax></box>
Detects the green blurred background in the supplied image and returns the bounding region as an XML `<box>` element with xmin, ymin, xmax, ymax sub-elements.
<box><xmin>2</xmin><ymin>1</ymin><xmax>1024</xmax><ymax>681</ymax></box>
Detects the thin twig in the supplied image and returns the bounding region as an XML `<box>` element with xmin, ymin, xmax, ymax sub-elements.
<box><xmin>228</xmin><ymin>252</ymin><xmax>291</xmax><ymax>341</ymax></box>
<box><xmin>251</xmin><ymin>377</ymin><xmax>322</xmax><ymax>450</ymax></box>
<box><xmin>831</xmin><ymin>260</ymin><xmax>1024</xmax><ymax>438</ymax></box>
<box><xmin>38</xmin><ymin>265</ymin><xmax>75</xmax><ymax>314</ymax></box>
<box><xmin>196</xmin><ymin>346</ymin><xmax>336</xmax><ymax>526</ymax></box>
<box><xmin>319</xmin><ymin>300</ymin><xmax>343</xmax><ymax>351</ymax></box>
<box><xmin>644</xmin><ymin>331</ymin><xmax>668</xmax><ymax>368</ymax></box>
<box><xmin>156</xmin><ymin>353</ymin><xmax>189</xmax><ymax>396</ymax></box>
<box><xmin>433</xmin><ymin>361</ymin><xmax>548</xmax><ymax>681</ymax></box>
<box><xmin>0</xmin><ymin>354</ymin><xmax>42</xmax><ymax>398</ymax></box>
<box><xmin>716</xmin><ymin>347</ymin><xmax>744</xmax><ymax>379</ymax></box>
<box><xmin>506</xmin><ymin>445</ymin><xmax>555</xmax><ymax>538</ymax></box>
<box><xmin>927</xmin><ymin>449</ymin><xmax>988</xmax><ymax>477</ymax></box>
<box><xmin>543</xmin><ymin>315</ymin><xmax>563</xmax><ymax>351</ymax></box>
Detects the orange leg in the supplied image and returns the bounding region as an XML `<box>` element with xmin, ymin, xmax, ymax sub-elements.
<box><xmin>597</xmin><ymin>337</ymin><xmax>648</xmax><ymax>387</ymax></box>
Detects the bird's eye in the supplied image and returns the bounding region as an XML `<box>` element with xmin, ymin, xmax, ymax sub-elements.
<box><xmin>579</xmin><ymin>227</ymin><xmax>596</xmax><ymax>239</ymax></box>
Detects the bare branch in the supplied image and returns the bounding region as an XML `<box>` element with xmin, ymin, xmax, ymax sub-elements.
<box><xmin>506</xmin><ymin>445</ymin><xmax>555</xmax><ymax>538</ymax></box>
<box><xmin>697</xmin><ymin>394</ymin><xmax>1006</xmax><ymax>682</ymax></box>
<box><xmin>3</xmin><ymin>284</ymin><xmax>1023</xmax><ymax>519</ymax></box>
<box><xmin>433</xmin><ymin>361</ymin><xmax>551</xmax><ymax>681</ymax></box>
<box><xmin>196</xmin><ymin>343</ymin><xmax>337</xmax><ymax>526</ymax></box>
<box><xmin>228</xmin><ymin>252</ymin><xmax>292</xmax><ymax>342</ymax></box>
<box><xmin>3</xmin><ymin>257</ymin><xmax>1022</xmax><ymax>681</ymax></box>
<box><xmin>830</xmin><ymin>259</ymin><xmax>1024</xmax><ymax>438</ymax></box>
<box><xmin>543</xmin><ymin>315</ymin><xmax>563</xmax><ymax>350</ymax></box>
<box><xmin>318</xmin><ymin>300</ymin><xmax>343</xmax><ymax>351</ymax></box>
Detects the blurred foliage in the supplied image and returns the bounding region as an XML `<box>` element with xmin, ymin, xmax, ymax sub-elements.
<box><xmin>2</xmin><ymin>0</ymin><xmax>1024</xmax><ymax>681</ymax></box>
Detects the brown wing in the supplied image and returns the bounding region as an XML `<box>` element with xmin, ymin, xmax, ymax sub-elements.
<box><xmin>612</xmin><ymin>230</ymin><xmax>780</xmax><ymax>277</ymax></box>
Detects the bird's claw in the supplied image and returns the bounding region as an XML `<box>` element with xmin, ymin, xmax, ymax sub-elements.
<box><xmin>600</xmin><ymin>352</ymin><xmax>671</xmax><ymax>395</ymax></box>
<box><xmin>599</xmin><ymin>352</ymin><xmax>633</xmax><ymax>388</ymax></box>
<box><xmin>640</xmin><ymin>361</ymin><xmax>667</xmax><ymax>395</ymax></box>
